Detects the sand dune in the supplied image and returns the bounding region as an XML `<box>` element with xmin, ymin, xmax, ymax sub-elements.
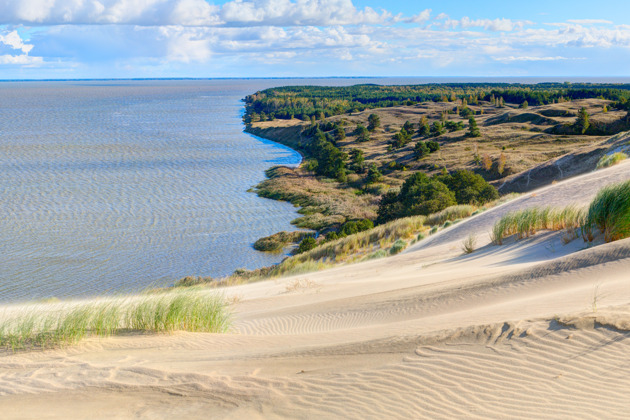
<box><xmin>2</xmin><ymin>162</ymin><xmax>630</xmax><ymax>419</ymax></box>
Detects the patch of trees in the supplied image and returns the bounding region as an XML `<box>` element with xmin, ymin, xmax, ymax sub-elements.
<box><xmin>308</xmin><ymin>129</ymin><xmax>347</xmax><ymax>181</ymax></box>
<box><xmin>244</xmin><ymin>83</ymin><xmax>630</xmax><ymax>123</ymax></box>
<box><xmin>414</xmin><ymin>140</ymin><xmax>440</xmax><ymax>159</ymax></box>
<box><xmin>376</xmin><ymin>170</ymin><xmax>498</xmax><ymax>224</ymax></box>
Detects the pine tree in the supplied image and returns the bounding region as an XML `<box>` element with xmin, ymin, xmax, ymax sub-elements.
<box><xmin>575</xmin><ymin>107</ymin><xmax>590</xmax><ymax>134</ymax></box>
<box><xmin>367</xmin><ymin>114</ymin><xmax>381</xmax><ymax>132</ymax></box>
<box><xmin>468</xmin><ymin>116</ymin><xmax>481</xmax><ymax>137</ymax></box>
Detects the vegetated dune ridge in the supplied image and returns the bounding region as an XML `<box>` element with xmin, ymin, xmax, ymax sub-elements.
<box><xmin>2</xmin><ymin>164</ymin><xmax>630</xmax><ymax>419</ymax></box>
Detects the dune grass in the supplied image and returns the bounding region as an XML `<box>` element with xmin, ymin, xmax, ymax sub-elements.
<box><xmin>461</xmin><ymin>234</ymin><xmax>477</xmax><ymax>254</ymax></box>
<box><xmin>584</xmin><ymin>180</ymin><xmax>630</xmax><ymax>242</ymax></box>
<box><xmin>491</xmin><ymin>180</ymin><xmax>630</xmax><ymax>245</ymax></box>
<box><xmin>0</xmin><ymin>290</ymin><xmax>230</xmax><ymax>351</ymax></box>
<box><xmin>425</xmin><ymin>205</ymin><xmax>477</xmax><ymax>226</ymax></box>
<box><xmin>491</xmin><ymin>205</ymin><xmax>585</xmax><ymax>245</ymax></box>
<box><xmin>596</xmin><ymin>152</ymin><xmax>628</xmax><ymax>169</ymax></box>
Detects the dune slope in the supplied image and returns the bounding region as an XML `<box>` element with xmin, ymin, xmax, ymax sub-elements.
<box><xmin>2</xmin><ymin>162</ymin><xmax>630</xmax><ymax>419</ymax></box>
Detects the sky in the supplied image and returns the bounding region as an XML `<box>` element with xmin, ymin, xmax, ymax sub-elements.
<box><xmin>0</xmin><ymin>0</ymin><xmax>629</xmax><ymax>79</ymax></box>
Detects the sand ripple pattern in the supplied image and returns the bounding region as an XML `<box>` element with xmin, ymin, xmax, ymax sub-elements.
<box><xmin>1</xmin><ymin>320</ymin><xmax>629</xmax><ymax>419</ymax></box>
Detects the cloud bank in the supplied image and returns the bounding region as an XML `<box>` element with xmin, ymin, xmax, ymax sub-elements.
<box><xmin>0</xmin><ymin>0</ymin><xmax>627</xmax><ymax>77</ymax></box>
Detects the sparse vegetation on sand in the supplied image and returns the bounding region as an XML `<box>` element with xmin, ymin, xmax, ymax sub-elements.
<box><xmin>254</xmin><ymin>231</ymin><xmax>310</xmax><ymax>252</ymax></box>
<box><xmin>491</xmin><ymin>180</ymin><xmax>630</xmax><ymax>245</ymax></box>
<box><xmin>462</xmin><ymin>234</ymin><xmax>477</xmax><ymax>254</ymax></box>
<box><xmin>426</xmin><ymin>204</ymin><xmax>477</xmax><ymax>226</ymax></box>
<box><xmin>596</xmin><ymin>152</ymin><xmax>628</xmax><ymax>169</ymax></box>
<box><xmin>0</xmin><ymin>291</ymin><xmax>230</xmax><ymax>351</ymax></box>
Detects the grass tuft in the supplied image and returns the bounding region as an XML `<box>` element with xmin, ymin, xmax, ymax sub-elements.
<box><xmin>0</xmin><ymin>291</ymin><xmax>230</xmax><ymax>351</ymax></box>
<box><xmin>461</xmin><ymin>234</ymin><xmax>477</xmax><ymax>254</ymax></box>
<box><xmin>596</xmin><ymin>152</ymin><xmax>628</xmax><ymax>169</ymax></box>
<box><xmin>584</xmin><ymin>180</ymin><xmax>630</xmax><ymax>242</ymax></box>
<box><xmin>389</xmin><ymin>239</ymin><xmax>407</xmax><ymax>255</ymax></box>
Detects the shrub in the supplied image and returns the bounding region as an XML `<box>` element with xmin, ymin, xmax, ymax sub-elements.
<box><xmin>596</xmin><ymin>152</ymin><xmax>627</xmax><ymax>169</ymax></box>
<box><xmin>341</xmin><ymin>219</ymin><xmax>374</xmax><ymax>236</ymax></box>
<box><xmin>389</xmin><ymin>239</ymin><xmax>407</xmax><ymax>255</ymax></box>
<box><xmin>296</xmin><ymin>236</ymin><xmax>317</xmax><ymax>254</ymax></box>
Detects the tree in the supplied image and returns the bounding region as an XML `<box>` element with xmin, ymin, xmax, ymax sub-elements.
<box><xmin>349</xmin><ymin>148</ymin><xmax>365</xmax><ymax>173</ymax></box>
<box><xmin>334</xmin><ymin>126</ymin><xmax>346</xmax><ymax>141</ymax></box>
<box><xmin>467</xmin><ymin>116</ymin><xmax>481</xmax><ymax>137</ymax></box>
<box><xmin>418</xmin><ymin>116</ymin><xmax>430</xmax><ymax>136</ymax></box>
<box><xmin>519</xmin><ymin>100</ymin><xmax>528</xmax><ymax>109</ymax></box>
<box><xmin>367</xmin><ymin>114</ymin><xmax>381</xmax><ymax>131</ymax></box>
<box><xmin>430</xmin><ymin>121</ymin><xmax>446</xmax><ymax>137</ymax></box>
<box><xmin>437</xmin><ymin>170</ymin><xmax>498</xmax><ymax>205</ymax></box>
<box><xmin>426</xmin><ymin>140</ymin><xmax>440</xmax><ymax>152</ymax></box>
<box><xmin>366</xmin><ymin>163</ymin><xmax>383</xmax><ymax>184</ymax></box>
<box><xmin>392</xmin><ymin>128</ymin><xmax>412</xmax><ymax>148</ymax></box>
<box><xmin>310</xmin><ymin>131</ymin><xmax>347</xmax><ymax>180</ymax></box>
<box><xmin>403</xmin><ymin>121</ymin><xmax>415</xmax><ymax>135</ymax></box>
<box><xmin>414</xmin><ymin>141</ymin><xmax>430</xmax><ymax>159</ymax></box>
<box><xmin>377</xmin><ymin>172</ymin><xmax>456</xmax><ymax>223</ymax></box>
<box><xmin>576</xmin><ymin>107</ymin><xmax>590</xmax><ymax>134</ymax></box>
<box><xmin>354</xmin><ymin>124</ymin><xmax>370</xmax><ymax>142</ymax></box>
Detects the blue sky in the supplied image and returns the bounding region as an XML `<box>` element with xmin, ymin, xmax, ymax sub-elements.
<box><xmin>0</xmin><ymin>0</ymin><xmax>628</xmax><ymax>79</ymax></box>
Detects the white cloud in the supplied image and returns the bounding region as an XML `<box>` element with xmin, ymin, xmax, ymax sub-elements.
<box><xmin>0</xmin><ymin>54</ymin><xmax>43</xmax><ymax>65</ymax></box>
<box><xmin>407</xmin><ymin>9</ymin><xmax>431</xmax><ymax>24</ymax></box>
<box><xmin>0</xmin><ymin>0</ymin><xmax>390</xmax><ymax>27</ymax></box>
<box><xmin>459</xmin><ymin>17</ymin><xmax>531</xmax><ymax>32</ymax></box>
<box><xmin>0</xmin><ymin>29</ymin><xmax>43</xmax><ymax>67</ymax></box>
<box><xmin>0</xmin><ymin>30</ymin><xmax>34</xmax><ymax>53</ymax></box>
<box><xmin>493</xmin><ymin>55</ymin><xmax>575</xmax><ymax>62</ymax></box>
<box><xmin>567</xmin><ymin>19</ymin><xmax>613</xmax><ymax>25</ymax></box>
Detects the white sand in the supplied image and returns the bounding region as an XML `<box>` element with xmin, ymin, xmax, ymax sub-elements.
<box><xmin>2</xmin><ymin>162</ymin><xmax>630</xmax><ymax>419</ymax></box>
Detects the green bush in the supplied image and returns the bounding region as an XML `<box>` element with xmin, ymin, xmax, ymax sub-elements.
<box><xmin>437</xmin><ymin>170</ymin><xmax>498</xmax><ymax>205</ymax></box>
<box><xmin>296</xmin><ymin>236</ymin><xmax>318</xmax><ymax>254</ymax></box>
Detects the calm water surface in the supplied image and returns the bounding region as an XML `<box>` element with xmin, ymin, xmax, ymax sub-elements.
<box><xmin>0</xmin><ymin>79</ymin><xmax>310</xmax><ymax>302</ymax></box>
<box><xmin>2</xmin><ymin>77</ymin><xmax>625</xmax><ymax>302</ymax></box>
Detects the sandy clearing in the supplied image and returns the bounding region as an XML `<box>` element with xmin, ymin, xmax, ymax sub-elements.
<box><xmin>1</xmin><ymin>162</ymin><xmax>630</xmax><ymax>419</ymax></box>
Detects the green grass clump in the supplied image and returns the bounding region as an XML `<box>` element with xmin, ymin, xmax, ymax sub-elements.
<box><xmin>584</xmin><ymin>180</ymin><xmax>630</xmax><ymax>242</ymax></box>
<box><xmin>389</xmin><ymin>239</ymin><xmax>407</xmax><ymax>255</ymax></box>
<box><xmin>491</xmin><ymin>205</ymin><xmax>585</xmax><ymax>245</ymax></box>
<box><xmin>596</xmin><ymin>152</ymin><xmax>628</xmax><ymax>169</ymax></box>
<box><xmin>425</xmin><ymin>204</ymin><xmax>476</xmax><ymax>226</ymax></box>
<box><xmin>365</xmin><ymin>249</ymin><xmax>388</xmax><ymax>260</ymax></box>
<box><xmin>0</xmin><ymin>291</ymin><xmax>230</xmax><ymax>351</ymax></box>
<box><xmin>461</xmin><ymin>234</ymin><xmax>477</xmax><ymax>254</ymax></box>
